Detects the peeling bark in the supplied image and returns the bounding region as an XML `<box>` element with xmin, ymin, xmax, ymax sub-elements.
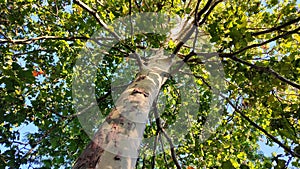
<box><xmin>73</xmin><ymin>52</ymin><xmax>173</xmax><ymax>169</ymax></box>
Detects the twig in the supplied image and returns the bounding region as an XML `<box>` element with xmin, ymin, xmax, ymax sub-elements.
<box><xmin>160</xmin><ymin>128</ymin><xmax>181</xmax><ymax>169</ymax></box>
<box><xmin>69</xmin><ymin>91</ymin><xmax>111</xmax><ymax>118</ymax></box>
<box><xmin>192</xmin><ymin>27</ymin><xmax>199</xmax><ymax>51</ymax></box>
<box><xmin>20</xmin><ymin>123</ymin><xmax>61</xmax><ymax>161</ymax></box>
<box><xmin>13</xmin><ymin>49</ymin><xmax>54</xmax><ymax>57</ymax></box>
<box><xmin>219</xmin><ymin>27</ymin><xmax>300</xmax><ymax>90</ymax></box>
<box><xmin>134</xmin><ymin>0</ymin><xmax>141</xmax><ymax>11</ymax></box>
<box><xmin>129</xmin><ymin>0</ymin><xmax>133</xmax><ymax>42</ymax></box>
<box><xmin>0</xmin><ymin>30</ymin><xmax>10</xmax><ymax>40</ymax></box>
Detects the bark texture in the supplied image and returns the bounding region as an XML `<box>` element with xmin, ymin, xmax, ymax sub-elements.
<box><xmin>73</xmin><ymin>52</ymin><xmax>173</xmax><ymax>169</ymax></box>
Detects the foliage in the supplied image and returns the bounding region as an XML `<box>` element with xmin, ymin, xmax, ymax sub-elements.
<box><xmin>0</xmin><ymin>0</ymin><xmax>300</xmax><ymax>168</ymax></box>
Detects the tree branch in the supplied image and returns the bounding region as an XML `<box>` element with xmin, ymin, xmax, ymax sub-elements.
<box><xmin>151</xmin><ymin>100</ymin><xmax>160</xmax><ymax>169</ymax></box>
<box><xmin>160</xmin><ymin>128</ymin><xmax>182</xmax><ymax>169</ymax></box>
<box><xmin>198</xmin><ymin>0</ymin><xmax>223</xmax><ymax>25</ymax></box>
<box><xmin>159</xmin><ymin>134</ymin><xmax>170</xmax><ymax>168</ymax></box>
<box><xmin>20</xmin><ymin>123</ymin><xmax>62</xmax><ymax>161</ymax></box>
<box><xmin>222</xmin><ymin>94</ymin><xmax>300</xmax><ymax>158</ymax></box>
<box><xmin>195</xmin><ymin>75</ymin><xmax>300</xmax><ymax>158</ymax></box>
<box><xmin>69</xmin><ymin>91</ymin><xmax>111</xmax><ymax>118</ymax></box>
<box><xmin>231</xmin><ymin>27</ymin><xmax>300</xmax><ymax>56</ymax></box>
<box><xmin>73</xmin><ymin>0</ymin><xmax>120</xmax><ymax>40</ymax></box>
<box><xmin>0</xmin><ymin>36</ymin><xmax>89</xmax><ymax>44</ymax></box>
<box><xmin>172</xmin><ymin>0</ymin><xmax>220</xmax><ymax>57</ymax></box>
<box><xmin>194</xmin><ymin>0</ymin><xmax>202</xmax><ymax>25</ymax></box>
<box><xmin>196</xmin><ymin>0</ymin><xmax>213</xmax><ymax>23</ymax></box>
<box><xmin>220</xmin><ymin>27</ymin><xmax>300</xmax><ymax>90</ymax></box>
<box><xmin>219</xmin><ymin>53</ymin><xmax>300</xmax><ymax>90</ymax></box>
<box><xmin>252</xmin><ymin>17</ymin><xmax>300</xmax><ymax>36</ymax></box>
<box><xmin>153</xmin><ymin>98</ymin><xmax>182</xmax><ymax>169</ymax></box>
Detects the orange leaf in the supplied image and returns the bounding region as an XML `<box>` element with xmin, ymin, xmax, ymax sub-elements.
<box><xmin>38</xmin><ymin>70</ymin><xmax>45</xmax><ymax>75</ymax></box>
<box><xmin>261</xmin><ymin>45</ymin><xmax>268</xmax><ymax>50</ymax></box>
<box><xmin>187</xmin><ymin>166</ymin><xmax>195</xmax><ymax>169</ymax></box>
<box><xmin>32</xmin><ymin>70</ymin><xmax>39</xmax><ymax>77</ymax></box>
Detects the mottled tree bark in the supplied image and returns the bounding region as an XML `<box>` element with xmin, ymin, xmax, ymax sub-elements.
<box><xmin>73</xmin><ymin>52</ymin><xmax>173</xmax><ymax>169</ymax></box>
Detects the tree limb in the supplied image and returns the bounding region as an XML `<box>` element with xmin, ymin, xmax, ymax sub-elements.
<box><xmin>252</xmin><ymin>17</ymin><xmax>300</xmax><ymax>36</ymax></box>
<box><xmin>73</xmin><ymin>0</ymin><xmax>120</xmax><ymax>40</ymax></box>
<box><xmin>220</xmin><ymin>27</ymin><xmax>300</xmax><ymax>90</ymax></box>
<box><xmin>160</xmin><ymin>128</ymin><xmax>182</xmax><ymax>169</ymax></box>
<box><xmin>231</xmin><ymin>27</ymin><xmax>300</xmax><ymax>56</ymax></box>
<box><xmin>196</xmin><ymin>0</ymin><xmax>213</xmax><ymax>23</ymax></box>
<box><xmin>172</xmin><ymin>0</ymin><xmax>220</xmax><ymax>57</ymax></box>
<box><xmin>198</xmin><ymin>0</ymin><xmax>223</xmax><ymax>25</ymax></box>
<box><xmin>219</xmin><ymin>53</ymin><xmax>300</xmax><ymax>90</ymax></box>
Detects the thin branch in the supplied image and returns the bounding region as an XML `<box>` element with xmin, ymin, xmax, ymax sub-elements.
<box><xmin>185</xmin><ymin>0</ymin><xmax>193</xmax><ymax>11</ymax></box>
<box><xmin>153</xmin><ymin>98</ymin><xmax>181</xmax><ymax>169</ymax></box>
<box><xmin>194</xmin><ymin>0</ymin><xmax>202</xmax><ymax>26</ymax></box>
<box><xmin>196</xmin><ymin>75</ymin><xmax>300</xmax><ymax>158</ymax></box>
<box><xmin>130</xmin><ymin>52</ymin><xmax>144</xmax><ymax>71</ymax></box>
<box><xmin>172</xmin><ymin>0</ymin><xmax>219</xmax><ymax>57</ymax></box>
<box><xmin>219</xmin><ymin>53</ymin><xmax>300</xmax><ymax>90</ymax></box>
<box><xmin>141</xmin><ymin>156</ymin><xmax>146</xmax><ymax>169</ymax></box>
<box><xmin>160</xmin><ymin>128</ymin><xmax>181</xmax><ymax>169</ymax></box>
<box><xmin>73</xmin><ymin>0</ymin><xmax>120</xmax><ymax>40</ymax></box>
<box><xmin>219</xmin><ymin>27</ymin><xmax>300</xmax><ymax>89</ymax></box>
<box><xmin>20</xmin><ymin>123</ymin><xmax>61</xmax><ymax>161</ymax></box>
<box><xmin>192</xmin><ymin>28</ymin><xmax>199</xmax><ymax>51</ymax></box>
<box><xmin>0</xmin><ymin>36</ymin><xmax>89</xmax><ymax>44</ymax></box>
<box><xmin>198</xmin><ymin>0</ymin><xmax>223</xmax><ymax>25</ymax></box>
<box><xmin>231</xmin><ymin>27</ymin><xmax>300</xmax><ymax>56</ymax></box>
<box><xmin>194</xmin><ymin>74</ymin><xmax>211</xmax><ymax>90</ymax></box>
<box><xmin>222</xmin><ymin>94</ymin><xmax>300</xmax><ymax>158</ymax></box>
<box><xmin>151</xmin><ymin>125</ymin><xmax>159</xmax><ymax>169</ymax></box>
<box><xmin>129</xmin><ymin>0</ymin><xmax>133</xmax><ymax>42</ymax></box>
<box><xmin>92</xmin><ymin>0</ymin><xmax>143</xmax><ymax>72</ymax></box>
<box><xmin>0</xmin><ymin>30</ymin><xmax>10</xmax><ymax>40</ymax></box>
<box><xmin>252</xmin><ymin>17</ymin><xmax>300</xmax><ymax>36</ymax></box>
<box><xmin>159</xmin><ymin>134</ymin><xmax>170</xmax><ymax>168</ymax></box>
<box><xmin>69</xmin><ymin>91</ymin><xmax>111</xmax><ymax>118</ymax></box>
<box><xmin>196</xmin><ymin>0</ymin><xmax>213</xmax><ymax>23</ymax></box>
<box><xmin>134</xmin><ymin>0</ymin><xmax>141</xmax><ymax>11</ymax></box>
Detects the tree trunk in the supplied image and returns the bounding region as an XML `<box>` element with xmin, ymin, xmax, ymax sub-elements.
<box><xmin>73</xmin><ymin>50</ymin><xmax>174</xmax><ymax>169</ymax></box>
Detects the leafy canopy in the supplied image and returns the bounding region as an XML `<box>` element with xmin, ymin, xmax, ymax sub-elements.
<box><xmin>0</xmin><ymin>0</ymin><xmax>300</xmax><ymax>168</ymax></box>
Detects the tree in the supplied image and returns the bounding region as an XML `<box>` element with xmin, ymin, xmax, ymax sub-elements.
<box><xmin>1</xmin><ymin>0</ymin><xmax>300</xmax><ymax>168</ymax></box>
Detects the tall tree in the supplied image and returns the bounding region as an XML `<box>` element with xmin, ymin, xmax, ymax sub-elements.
<box><xmin>0</xmin><ymin>0</ymin><xmax>300</xmax><ymax>169</ymax></box>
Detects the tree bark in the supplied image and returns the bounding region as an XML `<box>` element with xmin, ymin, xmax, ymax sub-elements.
<box><xmin>73</xmin><ymin>51</ymin><xmax>173</xmax><ymax>169</ymax></box>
